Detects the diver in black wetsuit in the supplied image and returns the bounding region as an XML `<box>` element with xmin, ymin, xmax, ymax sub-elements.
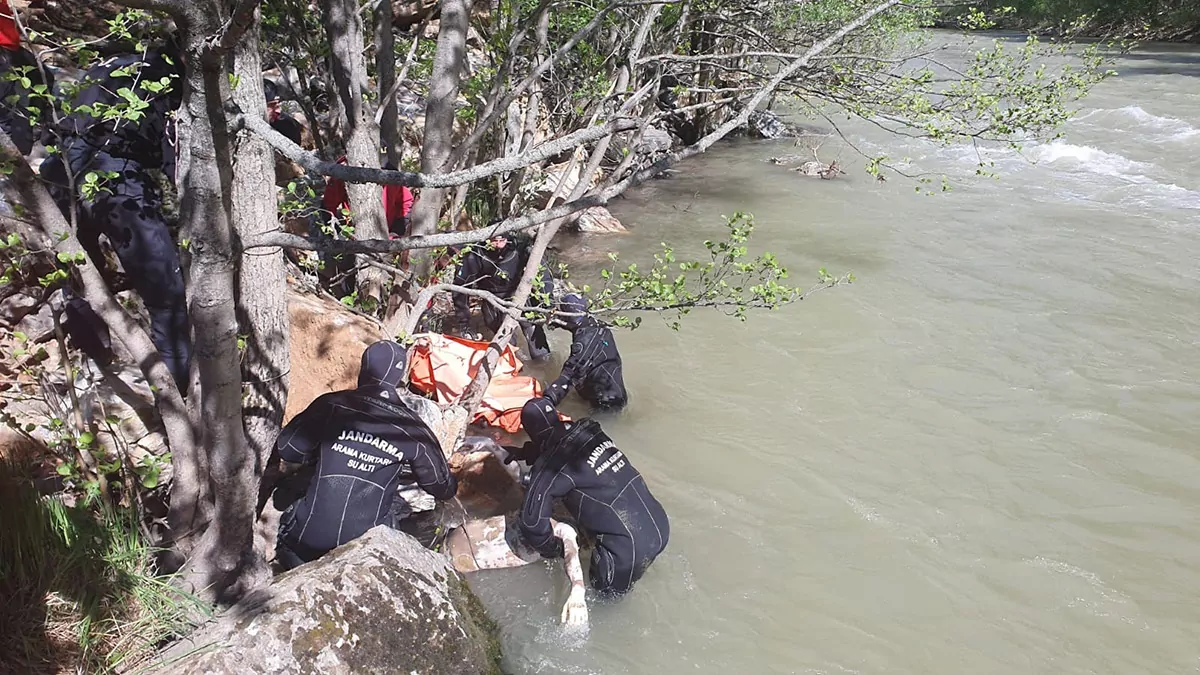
<box><xmin>452</xmin><ymin>233</ymin><xmax>553</xmax><ymax>360</ymax></box>
<box><xmin>0</xmin><ymin>0</ymin><xmax>53</xmax><ymax>155</ymax></box>
<box><xmin>512</xmin><ymin>397</ymin><xmax>668</xmax><ymax>595</ymax></box>
<box><xmin>275</xmin><ymin>340</ymin><xmax>458</xmax><ymax>570</ymax></box>
<box><xmin>38</xmin><ymin>49</ymin><xmax>191</xmax><ymax>390</ymax></box>
<box><xmin>545</xmin><ymin>293</ymin><xmax>627</xmax><ymax>411</ymax></box>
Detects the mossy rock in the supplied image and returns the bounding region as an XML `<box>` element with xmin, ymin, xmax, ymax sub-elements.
<box><xmin>145</xmin><ymin>526</ymin><xmax>504</xmax><ymax>675</ymax></box>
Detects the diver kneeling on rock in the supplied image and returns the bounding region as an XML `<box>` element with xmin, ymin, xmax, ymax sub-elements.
<box><xmin>512</xmin><ymin>397</ymin><xmax>669</xmax><ymax>596</ymax></box>
<box><xmin>274</xmin><ymin>340</ymin><xmax>458</xmax><ymax>570</ymax></box>
<box><xmin>545</xmin><ymin>293</ymin><xmax>628</xmax><ymax>411</ymax></box>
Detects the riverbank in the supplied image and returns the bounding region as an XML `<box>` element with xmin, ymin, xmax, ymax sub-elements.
<box><xmin>931</xmin><ymin>17</ymin><xmax>1200</xmax><ymax>43</ymax></box>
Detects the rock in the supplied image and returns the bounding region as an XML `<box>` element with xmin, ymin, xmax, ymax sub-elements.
<box><xmin>636</xmin><ymin>126</ymin><xmax>674</xmax><ymax>155</ymax></box>
<box><xmin>0</xmin><ymin>290</ymin><xmax>40</xmax><ymax>329</ymax></box>
<box><xmin>146</xmin><ymin>527</ymin><xmax>503</xmax><ymax>675</ymax></box>
<box><xmin>447</xmin><ymin>436</ymin><xmax>524</xmax><ymax>520</ymax></box>
<box><xmin>571</xmin><ymin>206</ymin><xmax>627</xmax><ymax>234</ymax></box>
<box><xmin>746</xmin><ymin>110</ymin><xmax>791</xmax><ymax>140</ymax></box>
<box><xmin>285</xmin><ymin>290</ymin><xmax>383</xmax><ymax>424</ymax></box>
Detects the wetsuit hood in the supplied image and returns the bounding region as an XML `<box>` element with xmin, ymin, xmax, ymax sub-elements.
<box><xmin>521</xmin><ymin>397</ymin><xmax>559</xmax><ymax>446</ymax></box>
<box><xmin>560</xmin><ymin>293</ymin><xmax>588</xmax><ymax>329</ymax></box>
<box><xmin>358</xmin><ymin>340</ymin><xmax>409</xmax><ymax>389</ymax></box>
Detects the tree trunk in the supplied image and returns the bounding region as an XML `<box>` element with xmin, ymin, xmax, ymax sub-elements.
<box><xmin>229</xmin><ymin>9</ymin><xmax>290</xmax><ymax>514</ymax></box>
<box><xmin>322</xmin><ymin>0</ymin><xmax>388</xmax><ymax>304</ymax></box>
<box><xmin>0</xmin><ymin>130</ymin><xmax>204</xmax><ymax>544</ymax></box>
<box><xmin>172</xmin><ymin>24</ymin><xmax>268</xmax><ymax>603</ymax></box>
<box><xmin>407</xmin><ymin>0</ymin><xmax>472</xmax><ymax>275</ymax></box>
<box><xmin>376</xmin><ymin>0</ymin><xmax>401</xmax><ymax>167</ymax></box>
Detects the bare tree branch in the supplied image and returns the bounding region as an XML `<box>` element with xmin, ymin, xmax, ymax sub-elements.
<box><xmin>214</xmin><ymin>0</ymin><xmax>263</xmax><ymax>51</ymax></box>
<box><xmin>234</xmin><ymin>110</ymin><xmax>639</xmax><ymax>187</ymax></box>
<box><xmin>449</xmin><ymin>0</ymin><xmax>662</xmax><ymax>166</ymax></box>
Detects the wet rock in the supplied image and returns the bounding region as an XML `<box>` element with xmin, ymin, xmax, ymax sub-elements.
<box><xmin>794</xmin><ymin>160</ymin><xmax>827</xmax><ymax>176</ymax></box>
<box><xmin>572</xmin><ymin>206</ymin><xmax>627</xmax><ymax>234</ymax></box>
<box><xmin>746</xmin><ymin>110</ymin><xmax>792</xmax><ymax>139</ymax></box>
<box><xmin>146</xmin><ymin>526</ymin><xmax>503</xmax><ymax>675</ymax></box>
<box><xmin>449</xmin><ymin>436</ymin><xmax>524</xmax><ymax>520</ymax></box>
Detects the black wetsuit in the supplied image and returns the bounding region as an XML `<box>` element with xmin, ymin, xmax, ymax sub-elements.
<box><xmin>518</xmin><ymin>416</ymin><xmax>669</xmax><ymax>595</ymax></box>
<box><xmin>275</xmin><ymin>384</ymin><xmax>457</xmax><ymax>569</ymax></box>
<box><xmin>546</xmin><ymin>317</ymin><xmax>627</xmax><ymax>410</ymax></box>
<box><xmin>452</xmin><ymin>243</ymin><xmax>552</xmax><ymax>359</ymax></box>
<box><xmin>0</xmin><ymin>45</ymin><xmax>53</xmax><ymax>154</ymax></box>
<box><xmin>39</xmin><ymin>52</ymin><xmax>190</xmax><ymax>389</ymax></box>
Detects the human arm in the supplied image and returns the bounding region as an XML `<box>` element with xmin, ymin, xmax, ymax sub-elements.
<box><xmin>554</xmin><ymin>520</ymin><xmax>588</xmax><ymax>629</ymax></box>
<box><xmin>546</xmin><ymin>339</ymin><xmax>585</xmax><ymax>405</ymax></box>
<box><xmin>518</xmin><ymin>467</ymin><xmax>568</xmax><ymax>559</ymax></box>
<box><xmin>410</xmin><ymin>437</ymin><xmax>458</xmax><ymax>500</ymax></box>
<box><xmin>275</xmin><ymin>394</ymin><xmax>332</xmax><ymax>466</ymax></box>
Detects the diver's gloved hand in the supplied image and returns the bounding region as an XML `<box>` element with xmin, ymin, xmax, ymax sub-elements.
<box><xmin>503</xmin><ymin>441</ymin><xmax>538</xmax><ymax>465</ymax></box>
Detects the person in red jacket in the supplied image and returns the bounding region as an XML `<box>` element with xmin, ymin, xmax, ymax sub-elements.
<box><xmin>0</xmin><ymin>0</ymin><xmax>52</xmax><ymax>154</ymax></box>
<box><xmin>321</xmin><ymin>158</ymin><xmax>414</xmax><ymax>239</ymax></box>
<box><xmin>319</xmin><ymin>159</ymin><xmax>416</xmax><ymax>293</ymax></box>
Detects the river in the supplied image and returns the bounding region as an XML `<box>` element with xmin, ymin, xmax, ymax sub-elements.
<box><xmin>466</xmin><ymin>33</ymin><xmax>1200</xmax><ymax>674</ymax></box>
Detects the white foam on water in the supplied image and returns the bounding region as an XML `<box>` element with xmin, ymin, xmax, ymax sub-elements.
<box><xmin>1030</xmin><ymin>141</ymin><xmax>1155</xmax><ymax>178</ymax></box>
<box><xmin>1023</xmin><ymin>555</ymin><xmax>1151</xmax><ymax>628</ymax></box>
<box><xmin>1075</xmin><ymin>106</ymin><xmax>1200</xmax><ymax>142</ymax></box>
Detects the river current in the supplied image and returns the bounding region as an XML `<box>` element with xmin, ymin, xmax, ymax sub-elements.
<box><xmin>467</xmin><ymin>33</ymin><xmax>1200</xmax><ymax>674</ymax></box>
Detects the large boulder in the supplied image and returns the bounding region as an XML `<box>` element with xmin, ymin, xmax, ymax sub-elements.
<box><xmin>148</xmin><ymin>527</ymin><xmax>503</xmax><ymax>675</ymax></box>
<box><xmin>285</xmin><ymin>290</ymin><xmax>383</xmax><ymax>423</ymax></box>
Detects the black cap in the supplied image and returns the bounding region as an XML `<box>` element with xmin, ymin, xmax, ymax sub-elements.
<box><xmin>358</xmin><ymin>340</ymin><xmax>409</xmax><ymax>389</ymax></box>
<box><xmin>521</xmin><ymin>397</ymin><xmax>559</xmax><ymax>445</ymax></box>
<box><xmin>263</xmin><ymin>79</ymin><xmax>281</xmax><ymax>103</ymax></box>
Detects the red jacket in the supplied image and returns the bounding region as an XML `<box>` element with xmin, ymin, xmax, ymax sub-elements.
<box><xmin>0</xmin><ymin>1</ymin><xmax>22</xmax><ymax>52</ymax></box>
<box><xmin>321</xmin><ymin>157</ymin><xmax>414</xmax><ymax>239</ymax></box>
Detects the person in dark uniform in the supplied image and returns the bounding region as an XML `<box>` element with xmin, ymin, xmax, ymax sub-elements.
<box><xmin>512</xmin><ymin>397</ymin><xmax>668</xmax><ymax>596</ymax></box>
<box><xmin>0</xmin><ymin>0</ymin><xmax>53</xmax><ymax>154</ymax></box>
<box><xmin>275</xmin><ymin>340</ymin><xmax>458</xmax><ymax>570</ymax></box>
<box><xmin>545</xmin><ymin>293</ymin><xmax>627</xmax><ymax>411</ymax></box>
<box><xmin>452</xmin><ymin>233</ymin><xmax>553</xmax><ymax>360</ymax></box>
<box><xmin>38</xmin><ymin>48</ymin><xmax>190</xmax><ymax>389</ymax></box>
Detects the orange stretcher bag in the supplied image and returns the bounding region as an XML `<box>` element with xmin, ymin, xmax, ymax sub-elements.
<box><xmin>407</xmin><ymin>333</ymin><xmax>566</xmax><ymax>433</ymax></box>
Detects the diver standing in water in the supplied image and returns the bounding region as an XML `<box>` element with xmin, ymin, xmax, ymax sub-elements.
<box><xmin>545</xmin><ymin>293</ymin><xmax>628</xmax><ymax>411</ymax></box>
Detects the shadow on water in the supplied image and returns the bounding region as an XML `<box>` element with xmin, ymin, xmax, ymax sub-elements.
<box><xmin>1111</xmin><ymin>49</ymin><xmax>1200</xmax><ymax>78</ymax></box>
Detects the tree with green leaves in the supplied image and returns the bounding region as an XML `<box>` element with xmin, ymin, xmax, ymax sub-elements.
<box><xmin>0</xmin><ymin>0</ymin><xmax>1113</xmax><ymax>617</ymax></box>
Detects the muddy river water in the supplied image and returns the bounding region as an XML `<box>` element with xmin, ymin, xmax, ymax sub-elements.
<box><xmin>466</xmin><ymin>33</ymin><xmax>1200</xmax><ymax>674</ymax></box>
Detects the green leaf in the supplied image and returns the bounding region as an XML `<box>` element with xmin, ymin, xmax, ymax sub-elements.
<box><xmin>56</xmin><ymin>463</ymin><xmax>72</xmax><ymax>476</ymax></box>
<box><xmin>78</xmin><ymin>432</ymin><xmax>95</xmax><ymax>447</ymax></box>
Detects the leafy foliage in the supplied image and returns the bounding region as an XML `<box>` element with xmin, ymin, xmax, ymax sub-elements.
<box><xmin>571</xmin><ymin>213</ymin><xmax>851</xmax><ymax>330</ymax></box>
<box><xmin>0</xmin><ymin>462</ymin><xmax>204</xmax><ymax>674</ymax></box>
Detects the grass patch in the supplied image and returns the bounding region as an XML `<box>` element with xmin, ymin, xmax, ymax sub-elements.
<box><xmin>0</xmin><ymin>460</ymin><xmax>205</xmax><ymax>674</ymax></box>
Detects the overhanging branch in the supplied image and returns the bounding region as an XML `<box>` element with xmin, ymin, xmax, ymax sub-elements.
<box><xmin>234</xmin><ymin>111</ymin><xmax>639</xmax><ymax>187</ymax></box>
